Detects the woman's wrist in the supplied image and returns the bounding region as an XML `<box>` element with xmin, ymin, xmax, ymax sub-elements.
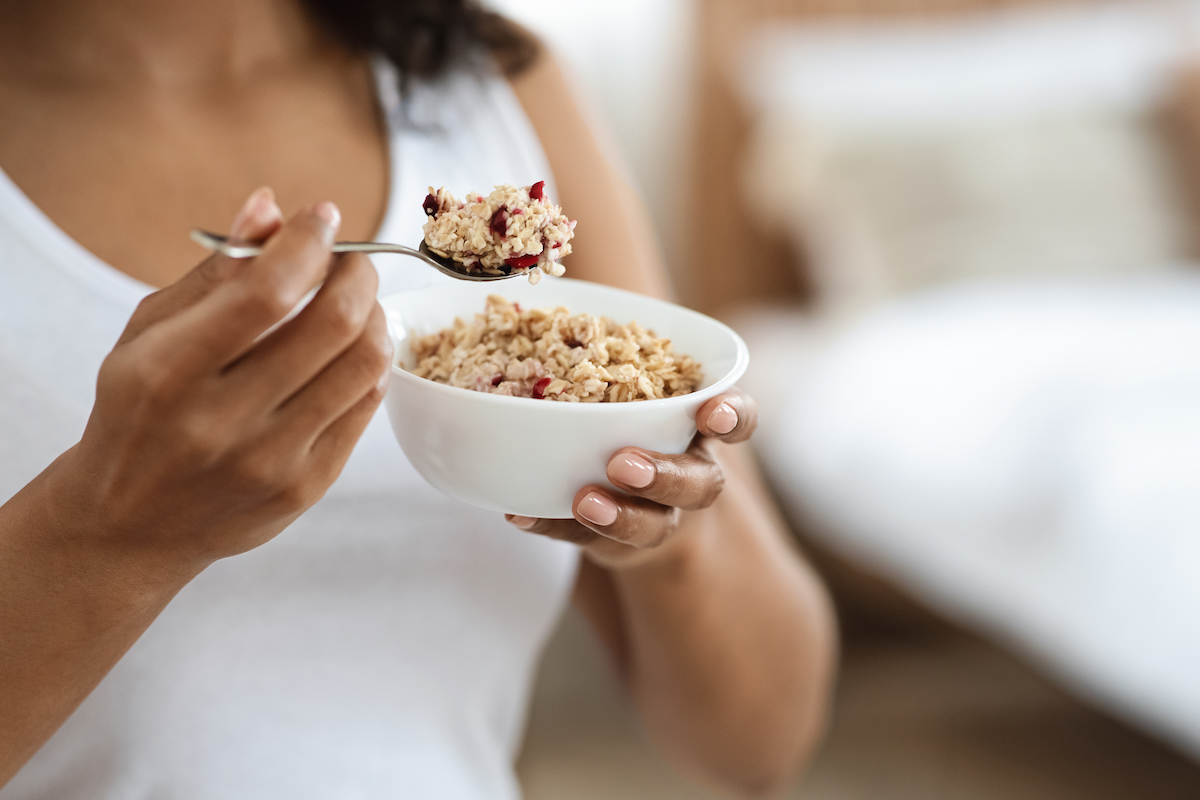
<box><xmin>0</xmin><ymin>454</ymin><xmax>202</xmax><ymax>788</ymax></box>
<box><xmin>5</xmin><ymin>448</ymin><xmax>204</xmax><ymax>610</ymax></box>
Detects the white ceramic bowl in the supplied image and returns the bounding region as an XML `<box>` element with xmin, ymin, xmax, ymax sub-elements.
<box><xmin>380</xmin><ymin>278</ymin><xmax>749</xmax><ymax>518</ymax></box>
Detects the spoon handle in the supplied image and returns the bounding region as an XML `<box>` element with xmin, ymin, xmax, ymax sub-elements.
<box><xmin>328</xmin><ymin>242</ymin><xmax>423</xmax><ymax>256</ymax></box>
<box><xmin>190</xmin><ymin>229</ymin><xmax>524</xmax><ymax>283</ymax></box>
<box><xmin>191</xmin><ymin>230</ymin><xmax>422</xmax><ymax>258</ymax></box>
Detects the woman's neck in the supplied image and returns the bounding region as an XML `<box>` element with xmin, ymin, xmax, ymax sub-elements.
<box><xmin>0</xmin><ymin>0</ymin><xmax>330</xmax><ymax>89</ymax></box>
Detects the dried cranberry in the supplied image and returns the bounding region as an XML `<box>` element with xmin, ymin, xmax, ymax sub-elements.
<box><xmin>422</xmin><ymin>193</ymin><xmax>439</xmax><ymax>217</ymax></box>
<box><xmin>530</xmin><ymin>181</ymin><xmax>546</xmax><ymax>201</ymax></box>
<box><xmin>505</xmin><ymin>254</ymin><xmax>539</xmax><ymax>270</ymax></box>
<box><xmin>489</xmin><ymin>206</ymin><xmax>509</xmax><ymax>237</ymax></box>
<box><xmin>491</xmin><ymin>374</ymin><xmax>504</xmax><ymax>386</ymax></box>
<box><xmin>532</xmin><ymin>376</ymin><xmax>553</xmax><ymax>400</ymax></box>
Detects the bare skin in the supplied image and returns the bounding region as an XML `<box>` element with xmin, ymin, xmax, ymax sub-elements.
<box><xmin>0</xmin><ymin>1</ymin><xmax>836</xmax><ymax>795</ymax></box>
<box><xmin>0</xmin><ymin>0</ymin><xmax>388</xmax><ymax>286</ymax></box>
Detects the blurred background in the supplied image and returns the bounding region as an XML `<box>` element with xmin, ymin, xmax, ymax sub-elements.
<box><xmin>492</xmin><ymin>0</ymin><xmax>1200</xmax><ymax>797</ymax></box>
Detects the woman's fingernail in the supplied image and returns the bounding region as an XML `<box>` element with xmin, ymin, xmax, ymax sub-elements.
<box><xmin>230</xmin><ymin>187</ymin><xmax>275</xmax><ymax>239</ymax></box>
<box><xmin>707</xmin><ymin>402</ymin><xmax>738</xmax><ymax>435</ymax></box>
<box><xmin>577</xmin><ymin>493</ymin><xmax>619</xmax><ymax>527</ymax></box>
<box><xmin>508</xmin><ymin>515</ymin><xmax>537</xmax><ymax>530</ymax></box>
<box><xmin>609</xmin><ymin>453</ymin><xmax>655</xmax><ymax>488</ymax></box>
<box><xmin>313</xmin><ymin>201</ymin><xmax>341</xmax><ymax>243</ymax></box>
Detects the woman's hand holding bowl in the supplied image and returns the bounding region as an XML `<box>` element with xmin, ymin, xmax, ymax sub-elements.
<box><xmin>507</xmin><ymin>388</ymin><xmax>757</xmax><ymax>569</ymax></box>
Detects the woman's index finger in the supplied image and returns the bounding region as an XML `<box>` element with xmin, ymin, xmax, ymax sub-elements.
<box><xmin>115</xmin><ymin>188</ymin><xmax>284</xmax><ymax>347</ymax></box>
<box><xmin>145</xmin><ymin>204</ymin><xmax>341</xmax><ymax>377</ymax></box>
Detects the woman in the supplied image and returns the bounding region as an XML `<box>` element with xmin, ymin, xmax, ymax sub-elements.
<box><xmin>0</xmin><ymin>1</ymin><xmax>835</xmax><ymax>797</ymax></box>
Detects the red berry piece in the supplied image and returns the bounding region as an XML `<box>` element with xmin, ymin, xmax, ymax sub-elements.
<box><xmin>491</xmin><ymin>374</ymin><xmax>504</xmax><ymax>386</ymax></box>
<box><xmin>505</xmin><ymin>254</ymin><xmax>540</xmax><ymax>270</ymax></box>
<box><xmin>530</xmin><ymin>181</ymin><xmax>546</xmax><ymax>201</ymax></box>
<box><xmin>423</xmin><ymin>193</ymin><xmax>439</xmax><ymax>217</ymax></box>
<box><xmin>489</xmin><ymin>206</ymin><xmax>509</xmax><ymax>237</ymax></box>
<box><xmin>532</xmin><ymin>376</ymin><xmax>553</xmax><ymax>400</ymax></box>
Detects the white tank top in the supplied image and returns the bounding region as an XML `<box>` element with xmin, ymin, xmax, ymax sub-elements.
<box><xmin>0</xmin><ymin>58</ymin><xmax>579</xmax><ymax>800</ymax></box>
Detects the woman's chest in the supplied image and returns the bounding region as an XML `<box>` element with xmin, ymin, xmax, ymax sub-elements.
<box><xmin>0</xmin><ymin>64</ymin><xmax>389</xmax><ymax>288</ymax></box>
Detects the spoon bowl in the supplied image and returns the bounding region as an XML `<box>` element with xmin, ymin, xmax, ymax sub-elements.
<box><xmin>191</xmin><ymin>229</ymin><xmax>531</xmax><ymax>282</ymax></box>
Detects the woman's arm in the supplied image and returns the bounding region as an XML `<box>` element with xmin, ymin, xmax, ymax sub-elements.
<box><xmin>510</xmin><ymin>49</ymin><xmax>837</xmax><ymax>796</ymax></box>
<box><xmin>0</xmin><ymin>192</ymin><xmax>390</xmax><ymax>785</ymax></box>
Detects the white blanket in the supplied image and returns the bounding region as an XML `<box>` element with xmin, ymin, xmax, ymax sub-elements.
<box><xmin>741</xmin><ymin>272</ymin><xmax>1200</xmax><ymax>757</ymax></box>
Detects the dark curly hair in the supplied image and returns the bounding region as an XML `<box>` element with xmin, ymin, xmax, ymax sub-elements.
<box><xmin>301</xmin><ymin>0</ymin><xmax>539</xmax><ymax>80</ymax></box>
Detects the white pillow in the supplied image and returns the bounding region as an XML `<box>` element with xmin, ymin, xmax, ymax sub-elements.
<box><xmin>738</xmin><ymin>2</ymin><xmax>1199</xmax><ymax>316</ymax></box>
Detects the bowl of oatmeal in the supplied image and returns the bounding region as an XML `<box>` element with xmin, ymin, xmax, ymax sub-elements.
<box><xmin>380</xmin><ymin>279</ymin><xmax>749</xmax><ymax>518</ymax></box>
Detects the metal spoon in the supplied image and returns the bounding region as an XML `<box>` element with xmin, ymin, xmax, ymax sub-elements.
<box><xmin>190</xmin><ymin>229</ymin><xmax>528</xmax><ymax>282</ymax></box>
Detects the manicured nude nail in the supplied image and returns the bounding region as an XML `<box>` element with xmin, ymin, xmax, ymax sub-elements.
<box><xmin>230</xmin><ymin>187</ymin><xmax>274</xmax><ymax>239</ymax></box>
<box><xmin>707</xmin><ymin>402</ymin><xmax>738</xmax><ymax>435</ymax></box>
<box><xmin>609</xmin><ymin>453</ymin><xmax>654</xmax><ymax>488</ymax></box>
<box><xmin>578</xmin><ymin>493</ymin><xmax>619</xmax><ymax>527</ymax></box>
<box><xmin>508</xmin><ymin>515</ymin><xmax>537</xmax><ymax>530</ymax></box>
<box><xmin>312</xmin><ymin>201</ymin><xmax>341</xmax><ymax>243</ymax></box>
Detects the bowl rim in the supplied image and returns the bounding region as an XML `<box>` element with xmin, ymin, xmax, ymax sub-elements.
<box><xmin>383</xmin><ymin>281</ymin><xmax>750</xmax><ymax>412</ymax></box>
